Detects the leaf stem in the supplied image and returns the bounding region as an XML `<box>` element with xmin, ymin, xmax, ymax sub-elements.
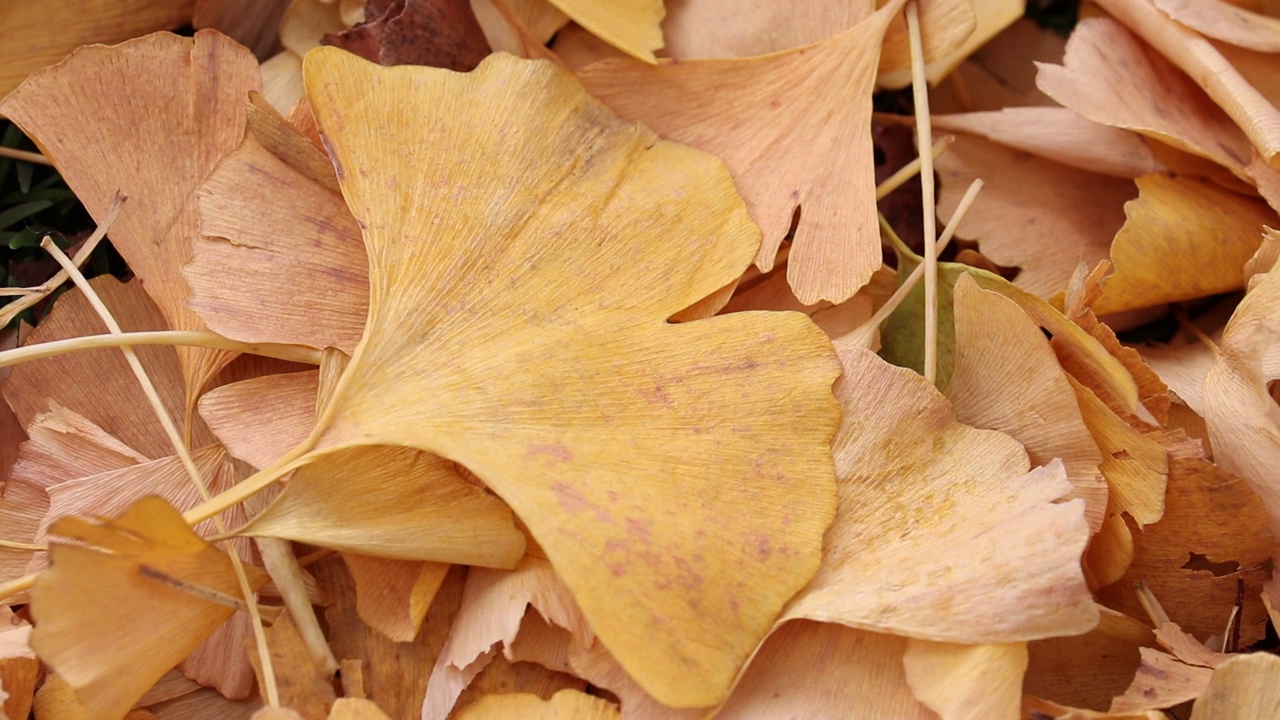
<box><xmin>0</xmin><ymin>330</ymin><xmax>321</xmax><ymax>370</ymax></box>
<box><xmin>906</xmin><ymin>1</ymin><xmax>939</xmax><ymax>384</ymax></box>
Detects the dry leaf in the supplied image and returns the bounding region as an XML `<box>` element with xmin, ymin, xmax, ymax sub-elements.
<box><xmin>1093</xmin><ymin>0</ymin><xmax>1280</xmax><ymax>167</ymax></box>
<box><xmin>1204</xmin><ymin>266</ymin><xmax>1280</xmax><ymax>532</ymax></box>
<box><xmin>879</xmin><ymin>0</ymin><xmax>1023</xmax><ymax>87</ymax></box>
<box><xmin>903</xmin><ymin>641</ymin><xmax>1027</xmax><ymax>720</ymax></box>
<box><xmin>31</xmin><ymin>496</ymin><xmax>268</xmax><ymax>719</ymax></box>
<box><xmin>199</xmin><ymin>371</ymin><xmax>320</xmax><ymax>471</ymax></box>
<box><xmin>784</xmin><ymin>346</ymin><xmax>1097</xmax><ymax>642</ymax></box>
<box><xmin>317</xmin><ymin>559</ymin><xmax>464</xmax><ymax>720</ymax></box>
<box><xmin>423</xmin><ymin>556</ymin><xmax>590</xmax><ymax>719</ymax></box>
<box><xmin>192</xmin><ymin>131</ymin><xmax>367</xmax><ymax>353</ymax></box>
<box><xmin>715</xmin><ymin>622</ymin><xmax>935</xmax><ymax>719</ymax></box>
<box><xmin>327</xmin><ymin>698</ymin><xmax>393</xmax><ymax>720</ymax></box>
<box><xmin>0</xmin><ymin>0</ymin><xmax>194</xmax><ymax>97</ymax></box>
<box><xmin>323</xmin><ymin>0</ymin><xmax>491</xmax><ymax>70</ymax></box>
<box><xmin>282</xmin><ymin>48</ymin><xmax>844</xmax><ymax>709</ymax></box>
<box><xmin>546</xmin><ymin>0</ymin><xmax>663</xmax><ymax>62</ymax></box>
<box><xmin>577</xmin><ymin>0</ymin><xmax>906</xmax><ymax>304</ymax></box>
<box><xmin>1155</xmin><ymin>0</ymin><xmax>1280</xmax><ymax>52</ymax></box>
<box><xmin>927</xmin><ymin>108</ymin><xmax>1166</xmax><ymax>178</ymax></box>
<box><xmin>930</xmin><ymin>17</ymin><xmax>1066</xmax><ymax>113</ymax></box>
<box><xmin>1189</xmin><ymin>652</ymin><xmax>1280</xmax><ymax>719</ymax></box>
<box><xmin>934</xmin><ymin>134</ymin><xmax>1135</xmax><ymax>298</ymax></box>
<box><xmin>194</xmin><ymin>0</ymin><xmax>292</xmax><ymax>57</ymax></box>
<box><xmin>246</xmin><ymin>610</ymin><xmax>337</xmax><ymax>719</ymax></box>
<box><xmin>1092</xmin><ymin>175</ymin><xmax>1276</xmax><ymax>315</ymax></box>
<box><xmin>453</xmin><ymin>689</ymin><xmax>618</xmax><ymax>720</ymax></box>
<box><xmin>1025</xmin><ymin>608</ymin><xmax>1155</xmax><ymax>712</ymax></box>
<box><xmin>946</xmin><ymin>274</ymin><xmax>1109</xmax><ymax>530</ymax></box>
<box><xmin>3</xmin><ymin>278</ymin><xmax>214</xmax><ymax>459</ymax></box>
<box><xmin>470</xmin><ymin>0</ymin><xmax>568</xmax><ymax>56</ymax></box>
<box><xmin>342</xmin><ymin>555</ymin><xmax>450</xmax><ymax>643</ymax></box>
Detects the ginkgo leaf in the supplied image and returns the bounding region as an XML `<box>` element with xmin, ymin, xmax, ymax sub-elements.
<box><xmin>1203</xmin><ymin>266</ymin><xmax>1280</xmax><ymax>533</ymax></box>
<box><xmin>454</xmin><ymin>689</ymin><xmax>619</xmax><ymax>720</ymax></box>
<box><xmin>1025</xmin><ymin>608</ymin><xmax>1155</xmax><ymax>712</ymax></box>
<box><xmin>0</xmin><ymin>0</ymin><xmax>194</xmax><ymax>97</ymax></box>
<box><xmin>1092</xmin><ymin>0</ymin><xmax>1280</xmax><ymax>167</ymax></box>
<box><xmin>1190</xmin><ymin>653</ymin><xmax>1280</xmax><ymax>719</ymax></box>
<box><xmin>0</xmin><ymin>32</ymin><xmax>262</xmax><ymax>409</ymax></box>
<box><xmin>323</xmin><ymin>0</ymin><xmax>491</xmax><ymax>70</ymax></box>
<box><xmin>927</xmin><ymin>107</ymin><xmax>1166</xmax><ymax>178</ymax></box>
<box><xmin>3</xmin><ymin>277</ymin><xmax>215</xmax><ymax>460</ymax></box>
<box><xmin>878</xmin><ymin>0</ymin><xmax>1024</xmax><ymax>87</ymax></box>
<box><xmin>715</xmin><ymin>623</ymin><xmax>937</xmax><ymax>719</ymax></box>
<box><xmin>946</xmin><ymin>274</ymin><xmax>1109</xmax><ymax>530</ymax></box>
<box><xmin>31</xmin><ymin>496</ymin><xmax>268</xmax><ymax>719</ymax></box>
<box><xmin>328</xmin><ymin>698</ymin><xmax>394</xmax><ymax>720</ymax></box>
<box><xmin>577</xmin><ymin>0</ymin><xmax>906</xmax><ymax>304</ymax></box>
<box><xmin>193</xmin><ymin>0</ymin><xmax>292</xmax><ymax>58</ymax></box>
<box><xmin>903</xmin><ymin>641</ymin><xmax>1028</xmax><ymax>720</ymax></box>
<box><xmin>237</xmin><ymin>445</ymin><xmax>526</xmax><ymax>567</ymax></box>
<box><xmin>247</xmin><ymin>610</ymin><xmax>336</xmax><ymax>718</ymax></box>
<box><xmin>782</xmin><ymin>345</ymin><xmax>1097</xmax><ymax>642</ymax></box>
<box><xmin>191</xmin><ymin>128</ymin><xmax>367</xmax><ymax>353</ymax></box>
<box><xmin>264</xmin><ymin>48</ymin><xmax>844</xmax><ymax>709</ymax></box>
<box><xmin>1037</xmin><ymin>15</ymin><xmax>1274</xmax><ymax>185</ymax></box>
<box><xmin>0</xmin><ymin>405</ymin><xmax>145</xmax><ymax>584</ymax></box>
<box><xmin>930</xmin><ymin>17</ymin><xmax>1066</xmax><ymax>112</ymax></box>
<box><xmin>424</xmin><ymin>556</ymin><xmax>592</xmax><ymax>720</ymax></box>
<box><xmin>1092</xmin><ymin>174</ymin><xmax>1276</xmax><ymax>315</ymax></box>
<box><xmin>934</xmin><ymin>133</ymin><xmax>1134</xmax><ymax>298</ymax></box>
<box><xmin>199</xmin><ymin>371</ymin><xmax>320</xmax><ymax>470</ymax></box>
<box><xmin>1154</xmin><ymin>0</ymin><xmax>1280</xmax><ymax>52</ymax></box>
<box><xmin>546</xmin><ymin>0</ymin><xmax>663</xmax><ymax>62</ymax></box>
<box><xmin>470</xmin><ymin>0</ymin><xmax>568</xmax><ymax>56</ymax></box>
<box><xmin>342</xmin><ymin>554</ymin><xmax>451</xmax><ymax>642</ymax></box>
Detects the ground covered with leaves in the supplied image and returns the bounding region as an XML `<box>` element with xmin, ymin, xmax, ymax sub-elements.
<box><xmin>0</xmin><ymin>0</ymin><xmax>1279</xmax><ymax>718</ymax></box>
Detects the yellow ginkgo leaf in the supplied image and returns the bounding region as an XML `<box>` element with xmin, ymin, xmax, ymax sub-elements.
<box><xmin>454</xmin><ymin>689</ymin><xmax>619</xmax><ymax>720</ymax></box>
<box><xmin>547</xmin><ymin>0</ymin><xmax>663</xmax><ymax>62</ymax></box>
<box><xmin>1190</xmin><ymin>653</ymin><xmax>1280</xmax><ymax>719</ymax></box>
<box><xmin>1093</xmin><ymin>175</ymin><xmax>1276</xmax><ymax>315</ymax></box>
<box><xmin>197</xmin><ymin>47</ymin><xmax>844</xmax><ymax>710</ymax></box>
<box><xmin>328</xmin><ymin>698</ymin><xmax>394</xmax><ymax>720</ymax></box>
<box><xmin>341</xmin><ymin>554</ymin><xmax>451</xmax><ymax>642</ymax></box>
<box><xmin>31</xmin><ymin>496</ymin><xmax>268</xmax><ymax>719</ymax></box>
<box><xmin>577</xmin><ymin>0</ymin><xmax>906</xmax><ymax>304</ymax></box>
<box><xmin>0</xmin><ymin>32</ymin><xmax>262</xmax><ymax>408</ymax></box>
<box><xmin>902</xmin><ymin>641</ymin><xmax>1028</xmax><ymax>720</ymax></box>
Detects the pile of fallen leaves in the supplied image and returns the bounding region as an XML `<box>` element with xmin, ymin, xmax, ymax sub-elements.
<box><xmin>0</xmin><ymin>0</ymin><xmax>1279</xmax><ymax>718</ymax></box>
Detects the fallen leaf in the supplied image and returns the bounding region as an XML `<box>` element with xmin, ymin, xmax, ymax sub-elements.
<box><xmin>715</xmin><ymin>622</ymin><xmax>935</xmax><ymax>719</ymax></box>
<box><xmin>454</xmin><ymin>689</ymin><xmax>618</xmax><ymax>720</ymax></box>
<box><xmin>342</xmin><ymin>554</ymin><xmax>450</xmax><ymax>642</ymax></box>
<box><xmin>470</xmin><ymin>0</ymin><xmax>567</xmax><ymax>56</ymax></box>
<box><xmin>946</xmin><ymin>273</ymin><xmax>1109</xmax><ymax>531</ymax></box>
<box><xmin>879</xmin><ymin>0</ymin><xmax>1023</xmax><ymax>87</ymax></box>
<box><xmin>246</xmin><ymin>610</ymin><xmax>337</xmax><ymax>719</ymax></box>
<box><xmin>1155</xmin><ymin>0</ymin><xmax>1280</xmax><ymax>52</ymax></box>
<box><xmin>1190</xmin><ymin>652</ymin><xmax>1280</xmax><ymax>719</ymax></box>
<box><xmin>784</xmin><ymin>346</ymin><xmax>1098</xmax><ymax>642</ymax></box>
<box><xmin>265</xmin><ymin>48</ymin><xmax>845</xmax><ymax>709</ymax></box>
<box><xmin>1025</xmin><ymin>608</ymin><xmax>1155</xmax><ymax>712</ymax></box>
<box><xmin>927</xmin><ymin>107</ymin><xmax>1166</xmax><ymax>178</ymax></box>
<box><xmin>934</xmin><ymin>134</ymin><xmax>1134</xmax><ymax>298</ymax></box>
<box><xmin>199</xmin><ymin>371</ymin><xmax>320</xmax><ymax>471</ymax></box>
<box><xmin>577</xmin><ymin>0</ymin><xmax>906</xmax><ymax>304</ymax></box>
<box><xmin>1093</xmin><ymin>0</ymin><xmax>1280</xmax><ymax>168</ymax></box>
<box><xmin>324</xmin><ymin>0</ymin><xmax>492</xmax><ymax>70</ymax></box>
<box><xmin>902</xmin><ymin>641</ymin><xmax>1027</xmax><ymax>720</ymax></box>
<box><xmin>930</xmin><ymin>17</ymin><xmax>1066</xmax><ymax>113</ymax></box>
<box><xmin>194</xmin><ymin>0</ymin><xmax>292</xmax><ymax>57</ymax></box>
<box><xmin>31</xmin><ymin>496</ymin><xmax>268</xmax><ymax>719</ymax></box>
<box><xmin>0</xmin><ymin>32</ymin><xmax>262</xmax><ymax>408</ymax></box>
<box><xmin>546</xmin><ymin>0</ymin><xmax>663</xmax><ymax>62</ymax></box>
<box><xmin>0</xmin><ymin>0</ymin><xmax>194</xmax><ymax>97</ymax></box>
<box><xmin>327</xmin><ymin>698</ymin><xmax>393</xmax><ymax>720</ymax></box>
<box><xmin>1203</xmin><ymin>265</ymin><xmax>1280</xmax><ymax>532</ymax></box>
<box><xmin>1092</xmin><ymin>174</ymin><xmax>1276</xmax><ymax>316</ymax></box>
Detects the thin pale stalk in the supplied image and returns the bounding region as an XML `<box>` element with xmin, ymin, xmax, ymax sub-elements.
<box><xmin>0</xmin><ymin>147</ymin><xmax>51</xmax><ymax>166</ymax></box>
<box><xmin>0</xmin><ymin>539</ymin><xmax>44</xmax><ymax>551</ymax></box>
<box><xmin>0</xmin><ymin>573</ymin><xmax>34</xmax><ymax>601</ymax></box>
<box><xmin>835</xmin><ymin>179</ymin><xmax>983</xmax><ymax>348</ymax></box>
<box><xmin>43</xmin><ymin>240</ymin><xmax>282</xmax><ymax>708</ymax></box>
<box><xmin>0</xmin><ymin>331</ymin><xmax>321</xmax><ymax>370</ymax></box>
<box><xmin>1136</xmin><ymin>581</ymin><xmax>1172</xmax><ymax>627</ymax></box>
<box><xmin>906</xmin><ymin>1</ymin><xmax>939</xmax><ymax>384</ymax></box>
<box><xmin>1175</xmin><ymin>307</ymin><xmax>1221</xmax><ymax>358</ymax></box>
